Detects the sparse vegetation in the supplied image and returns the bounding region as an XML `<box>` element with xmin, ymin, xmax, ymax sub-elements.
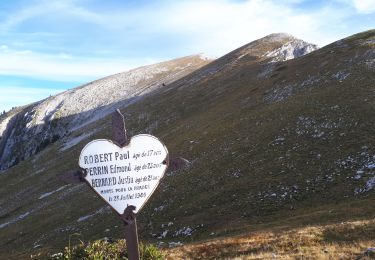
<box><xmin>167</xmin><ymin>219</ymin><xmax>375</xmax><ymax>259</ymax></box>
<box><xmin>0</xmin><ymin>30</ymin><xmax>374</xmax><ymax>259</ymax></box>
<box><xmin>32</xmin><ymin>239</ymin><xmax>165</xmax><ymax>260</ymax></box>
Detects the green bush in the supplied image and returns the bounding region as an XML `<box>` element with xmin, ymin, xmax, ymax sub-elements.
<box><xmin>49</xmin><ymin>239</ymin><xmax>165</xmax><ymax>260</ymax></box>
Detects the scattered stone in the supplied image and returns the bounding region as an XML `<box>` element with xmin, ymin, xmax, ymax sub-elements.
<box><xmin>364</xmin><ymin>248</ymin><xmax>375</xmax><ymax>257</ymax></box>
<box><xmin>157</xmin><ymin>241</ymin><xmax>165</xmax><ymax>247</ymax></box>
<box><xmin>33</xmin><ymin>244</ymin><xmax>42</xmax><ymax>249</ymax></box>
<box><xmin>174</xmin><ymin>227</ymin><xmax>193</xmax><ymax>237</ymax></box>
<box><xmin>154</xmin><ymin>205</ymin><xmax>165</xmax><ymax>212</ymax></box>
<box><xmin>157</xmin><ymin>230</ymin><xmax>168</xmax><ymax>239</ymax></box>
<box><xmin>168</xmin><ymin>241</ymin><xmax>183</xmax><ymax>248</ymax></box>
<box><xmin>51</xmin><ymin>252</ymin><xmax>63</xmax><ymax>259</ymax></box>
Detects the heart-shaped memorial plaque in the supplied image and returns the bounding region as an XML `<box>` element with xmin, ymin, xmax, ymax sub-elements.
<box><xmin>79</xmin><ymin>135</ymin><xmax>168</xmax><ymax>214</ymax></box>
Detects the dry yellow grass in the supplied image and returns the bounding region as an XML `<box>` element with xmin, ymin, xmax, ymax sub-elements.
<box><xmin>166</xmin><ymin>219</ymin><xmax>375</xmax><ymax>259</ymax></box>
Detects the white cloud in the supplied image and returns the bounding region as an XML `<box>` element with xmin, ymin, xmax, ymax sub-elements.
<box><xmin>0</xmin><ymin>0</ymin><xmax>105</xmax><ymax>32</ymax></box>
<box><xmin>146</xmin><ymin>0</ymin><xmax>323</xmax><ymax>54</ymax></box>
<box><xmin>352</xmin><ymin>0</ymin><xmax>375</xmax><ymax>13</ymax></box>
<box><xmin>150</xmin><ymin>0</ymin><xmax>373</xmax><ymax>55</ymax></box>
<box><xmin>0</xmin><ymin>47</ymin><xmax>156</xmax><ymax>82</ymax></box>
<box><xmin>85</xmin><ymin>0</ymin><xmax>360</xmax><ymax>56</ymax></box>
<box><xmin>0</xmin><ymin>0</ymin><xmax>372</xmax><ymax>83</ymax></box>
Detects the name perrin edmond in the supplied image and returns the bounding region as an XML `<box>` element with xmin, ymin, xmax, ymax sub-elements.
<box><xmin>82</xmin><ymin>150</ymin><xmax>162</xmax><ymax>188</ymax></box>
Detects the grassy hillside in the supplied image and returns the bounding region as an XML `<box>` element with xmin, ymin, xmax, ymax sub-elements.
<box><xmin>0</xmin><ymin>30</ymin><xmax>374</xmax><ymax>259</ymax></box>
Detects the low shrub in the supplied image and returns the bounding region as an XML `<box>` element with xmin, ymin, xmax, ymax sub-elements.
<box><xmin>49</xmin><ymin>238</ymin><xmax>165</xmax><ymax>260</ymax></box>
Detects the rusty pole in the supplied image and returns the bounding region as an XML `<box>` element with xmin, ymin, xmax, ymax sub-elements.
<box><xmin>112</xmin><ymin>109</ymin><xmax>140</xmax><ymax>260</ymax></box>
<box><xmin>121</xmin><ymin>205</ymin><xmax>140</xmax><ymax>260</ymax></box>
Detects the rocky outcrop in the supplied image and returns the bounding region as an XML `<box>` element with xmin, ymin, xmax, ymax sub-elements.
<box><xmin>264</xmin><ymin>36</ymin><xmax>318</xmax><ymax>62</ymax></box>
<box><xmin>0</xmin><ymin>55</ymin><xmax>211</xmax><ymax>171</ymax></box>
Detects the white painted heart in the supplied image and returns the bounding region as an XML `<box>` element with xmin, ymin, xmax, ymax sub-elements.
<box><xmin>79</xmin><ymin>134</ymin><xmax>168</xmax><ymax>214</ymax></box>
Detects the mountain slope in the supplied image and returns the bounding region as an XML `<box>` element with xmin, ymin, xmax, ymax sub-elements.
<box><xmin>0</xmin><ymin>31</ymin><xmax>374</xmax><ymax>259</ymax></box>
<box><xmin>0</xmin><ymin>55</ymin><xmax>211</xmax><ymax>170</ymax></box>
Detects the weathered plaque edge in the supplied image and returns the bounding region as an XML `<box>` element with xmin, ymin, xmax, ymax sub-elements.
<box><xmin>78</xmin><ymin>134</ymin><xmax>169</xmax><ymax>215</ymax></box>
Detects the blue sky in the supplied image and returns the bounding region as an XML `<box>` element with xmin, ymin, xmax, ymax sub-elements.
<box><xmin>0</xmin><ymin>0</ymin><xmax>374</xmax><ymax>112</ymax></box>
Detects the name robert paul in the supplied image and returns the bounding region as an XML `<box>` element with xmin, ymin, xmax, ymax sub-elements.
<box><xmin>83</xmin><ymin>151</ymin><xmax>130</xmax><ymax>164</ymax></box>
